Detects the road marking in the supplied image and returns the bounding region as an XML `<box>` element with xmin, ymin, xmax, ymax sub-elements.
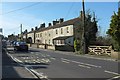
<box><xmin>107</xmin><ymin>75</ymin><xmax>120</xmax><ymax>80</ymax></box>
<box><xmin>78</xmin><ymin>64</ymin><xmax>91</xmax><ymax>69</ymax></box>
<box><xmin>72</xmin><ymin>60</ymin><xmax>101</xmax><ymax>68</ymax></box>
<box><xmin>104</xmin><ymin>70</ymin><xmax>120</xmax><ymax>75</ymax></box>
<box><xmin>30</xmin><ymin>69</ymin><xmax>48</xmax><ymax>79</ymax></box>
<box><xmin>61</xmin><ymin>58</ymin><xmax>70</xmax><ymax>61</ymax></box>
<box><xmin>62</xmin><ymin>60</ymin><xmax>70</xmax><ymax>63</ymax></box>
<box><xmin>25</xmin><ymin>67</ymin><xmax>38</xmax><ymax>78</ymax></box>
<box><xmin>61</xmin><ymin>58</ymin><xmax>101</xmax><ymax>68</ymax></box>
<box><xmin>14</xmin><ymin>58</ymin><xmax>23</xmax><ymax>63</ymax></box>
<box><xmin>50</xmin><ymin>57</ymin><xmax>56</xmax><ymax>60</ymax></box>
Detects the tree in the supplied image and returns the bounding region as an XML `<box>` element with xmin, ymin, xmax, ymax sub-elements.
<box><xmin>77</xmin><ymin>11</ymin><xmax>98</xmax><ymax>54</ymax></box>
<box><xmin>107</xmin><ymin>8</ymin><xmax>120</xmax><ymax>51</ymax></box>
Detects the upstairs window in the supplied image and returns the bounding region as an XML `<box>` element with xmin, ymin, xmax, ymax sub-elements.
<box><xmin>40</xmin><ymin>33</ymin><xmax>42</xmax><ymax>37</ymax></box>
<box><xmin>49</xmin><ymin>33</ymin><xmax>50</xmax><ymax>37</ymax></box>
<box><xmin>49</xmin><ymin>39</ymin><xmax>50</xmax><ymax>44</ymax></box>
<box><xmin>61</xmin><ymin>28</ymin><xmax>63</xmax><ymax>34</ymax></box>
<box><xmin>56</xmin><ymin>29</ymin><xmax>58</xmax><ymax>34</ymax></box>
<box><xmin>36</xmin><ymin>34</ymin><xmax>37</xmax><ymax>38</ymax></box>
<box><xmin>66</xmin><ymin>27</ymin><xmax>69</xmax><ymax>33</ymax></box>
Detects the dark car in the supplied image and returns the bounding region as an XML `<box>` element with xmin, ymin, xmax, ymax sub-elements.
<box><xmin>14</xmin><ymin>41</ymin><xmax>28</xmax><ymax>51</ymax></box>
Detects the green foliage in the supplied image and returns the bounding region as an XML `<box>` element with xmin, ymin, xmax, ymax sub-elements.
<box><xmin>79</xmin><ymin>11</ymin><xmax>98</xmax><ymax>54</ymax></box>
<box><xmin>107</xmin><ymin>8</ymin><xmax>120</xmax><ymax>51</ymax></box>
<box><xmin>85</xmin><ymin>13</ymin><xmax>98</xmax><ymax>45</ymax></box>
<box><xmin>96</xmin><ymin>36</ymin><xmax>112</xmax><ymax>46</ymax></box>
<box><xmin>74</xmin><ymin>39</ymin><xmax>80</xmax><ymax>52</ymax></box>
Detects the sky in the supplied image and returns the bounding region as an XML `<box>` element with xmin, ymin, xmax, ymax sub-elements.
<box><xmin>0</xmin><ymin>1</ymin><xmax>119</xmax><ymax>37</ymax></box>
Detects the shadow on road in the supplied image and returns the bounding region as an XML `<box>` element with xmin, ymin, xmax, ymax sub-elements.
<box><xmin>2</xmin><ymin>49</ymin><xmax>21</xmax><ymax>78</ymax></box>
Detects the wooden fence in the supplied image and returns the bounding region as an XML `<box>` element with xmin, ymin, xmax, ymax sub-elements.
<box><xmin>88</xmin><ymin>46</ymin><xmax>112</xmax><ymax>55</ymax></box>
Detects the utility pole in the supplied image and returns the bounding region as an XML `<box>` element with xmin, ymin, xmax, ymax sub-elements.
<box><xmin>20</xmin><ymin>24</ymin><xmax>22</xmax><ymax>41</ymax></box>
<box><xmin>118</xmin><ymin>0</ymin><xmax>120</xmax><ymax>9</ymax></box>
<box><xmin>82</xmin><ymin>0</ymin><xmax>87</xmax><ymax>54</ymax></box>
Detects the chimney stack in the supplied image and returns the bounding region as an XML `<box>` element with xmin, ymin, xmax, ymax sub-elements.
<box><xmin>35</xmin><ymin>26</ymin><xmax>38</xmax><ymax>30</ymax></box>
<box><xmin>48</xmin><ymin>23</ymin><xmax>52</xmax><ymax>27</ymax></box>
<box><xmin>31</xmin><ymin>28</ymin><xmax>34</xmax><ymax>31</ymax></box>
<box><xmin>40</xmin><ymin>23</ymin><xmax>45</xmax><ymax>28</ymax></box>
<box><xmin>59</xmin><ymin>18</ymin><xmax>64</xmax><ymax>23</ymax></box>
<box><xmin>53</xmin><ymin>20</ymin><xmax>59</xmax><ymax>25</ymax></box>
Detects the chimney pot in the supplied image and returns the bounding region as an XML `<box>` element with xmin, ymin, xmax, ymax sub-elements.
<box><xmin>48</xmin><ymin>23</ymin><xmax>52</xmax><ymax>26</ymax></box>
<box><xmin>31</xmin><ymin>28</ymin><xmax>34</xmax><ymax>31</ymax></box>
<box><xmin>59</xmin><ymin>18</ymin><xmax>64</xmax><ymax>23</ymax></box>
<box><xmin>35</xmin><ymin>26</ymin><xmax>38</xmax><ymax>30</ymax></box>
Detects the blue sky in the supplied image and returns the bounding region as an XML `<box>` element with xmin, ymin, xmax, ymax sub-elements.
<box><xmin>0</xmin><ymin>2</ymin><xmax>118</xmax><ymax>37</ymax></box>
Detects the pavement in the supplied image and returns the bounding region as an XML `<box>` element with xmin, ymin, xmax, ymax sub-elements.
<box><xmin>2</xmin><ymin>48</ymin><xmax>38</xmax><ymax>79</ymax></box>
<box><xmin>5</xmin><ymin>46</ymin><xmax>120</xmax><ymax>80</ymax></box>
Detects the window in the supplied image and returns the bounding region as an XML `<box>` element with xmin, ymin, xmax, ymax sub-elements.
<box><xmin>40</xmin><ymin>33</ymin><xmax>42</xmax><ymax>37</ymax></box>
<box><xmin>60</xmin><ymin>40</ymin><xmax>63</xmax><ymax>44</ymax></box>
<box><xmin>61</xmin><ymin>28</ymin><xmax>63</xmax><ymax>34</ymax></box>
<box><xmin>49</xmin><ymin>33</ymin><xmax>50</xmax><ymax>36</ymax></box>
<box><xmin>56</xmin><ymin>29</ymin><xmax>58</xmax><ymax>34</ymax></box>
<box><xmin>61</xmin><ymin>40</ymin><xmax>64</xmax><ymax>44</ymax></box>
<box><xmin>66</xmin><ymin>27</ymin><xmax>69</xmax><ymax>33</ymax></box>
<box><xmin>49</xmin><ymin>39</ymin><xmax>50</xmax><ymax>44</ymax></box>
<box><xmin>38</xmin><ymin>34</ymin><xmax>39</xmax><ymax>38</ymax></box>
<box><xmin>36</xmin><ymin>34</ymin><xmax>37</xmax><ymax>38</ymax></box>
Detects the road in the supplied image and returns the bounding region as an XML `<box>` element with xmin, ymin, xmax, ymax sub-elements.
<box><xmin>2</xmin><ymin>49</ymin><xmax>38</xmax><ymax>80</ymax></box>
<box><xmin>6</xmin><ymin>47</ymin><xmax>120</xmax><ymax>80</ymax></box>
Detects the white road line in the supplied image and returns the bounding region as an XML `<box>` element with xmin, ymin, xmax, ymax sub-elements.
<box><xmin>62</xmin><ymin>60</ymin><xmax>70</xmax><ymax>63</ymax></box>
<box><xmin>107</xmin><ymin>75</ymin><xmax>120</xmax><ymax>80</ymax></box>
<box><xmin>14</xmin><ymin>58</ymin><xmax>23</xmax><ymax>63</ymax></box>
<box><xmin>78</xmin><ymin>64</ymin><xmax>91</xmax><ymax>69</ymax></box>
<box><xmin>30</xmin><ymin>69</ymin><xmax>48</xmax><ymax>79</ymax></box>
<box><xmin>50</xmin><ymin>57</ymin><xmax>56</xmax><ymax>60</ymax></box>
<box><xmin>61</xmin><ymin>58</ymin><xmax>101</xmax><ymax>68</ymax></box>
<box><xmin>61</xmin><ymin>58</ymin><xmax>70</xmax><ymax>61</ymax></box>
<box><xmin>6</xmin><ymin>52</ymin><xmax>38</xmax><ymax>78</ymax></box>
<box><xmin>111</xmin><ymin>75</ymin><xmax>120</xmax><ymax>79</ymax></box>
<box><xmin>25</xmin><ymin>67</ymin><xmax>38</xmax><ymax>78</ymax></box>
<box><xmin>104</xmin><ymin>70</ymin><xmax>120</xmax><ymax>75</ymax></box>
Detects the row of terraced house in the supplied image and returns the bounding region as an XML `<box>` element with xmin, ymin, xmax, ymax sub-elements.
<box><xmin>19</xmin><ymin>13</ymin><xmax>84</xmax><ymax>51</ymax></box>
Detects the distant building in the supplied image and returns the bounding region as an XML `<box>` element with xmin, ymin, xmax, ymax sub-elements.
<box><xmin>0</xmin><ymin>28</ymin><xmax>3</xmax><ymax>35</ymax></box>
<box><xmin>8</xmin><ymin>34</ymin><xmax>18</xmax><ymax>41</ymax></box>
<box><xmin>26</xmin><ymin>28</ymin><xmax>35</xmax><ymax>43</ymax></box>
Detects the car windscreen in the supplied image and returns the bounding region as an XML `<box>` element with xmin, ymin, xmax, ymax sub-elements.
<box><xmin>17</xmin><ymin>42</ymin><xmax>27</xmax><ymax>45</ymax></box>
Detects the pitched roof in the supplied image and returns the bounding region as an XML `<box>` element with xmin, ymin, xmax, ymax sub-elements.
<box><xmin>36</xmin><ymin>17</ymin><xmax>81</xmax><ymax>33</ymax></box>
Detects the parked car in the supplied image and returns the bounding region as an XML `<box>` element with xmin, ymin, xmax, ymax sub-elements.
<box><xmin>11</xmin><ymin>41</ymin><xmax>17</xmax><ymax>46</ymax></box>
<box><xmin>2</xmin><ymin>40</ymin><xmax>7</xmax><ymax>48</ymax></box>
<box><xmin>14</xmin><ymin>41</ymin><xmax>28</xmax><ymax>51</ymax></box>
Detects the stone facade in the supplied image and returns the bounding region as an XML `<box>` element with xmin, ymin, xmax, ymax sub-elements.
<box><xmin>23</xmin><ymin>17</ymin><xmax>81</xmax><ymax>51</ymax></box>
